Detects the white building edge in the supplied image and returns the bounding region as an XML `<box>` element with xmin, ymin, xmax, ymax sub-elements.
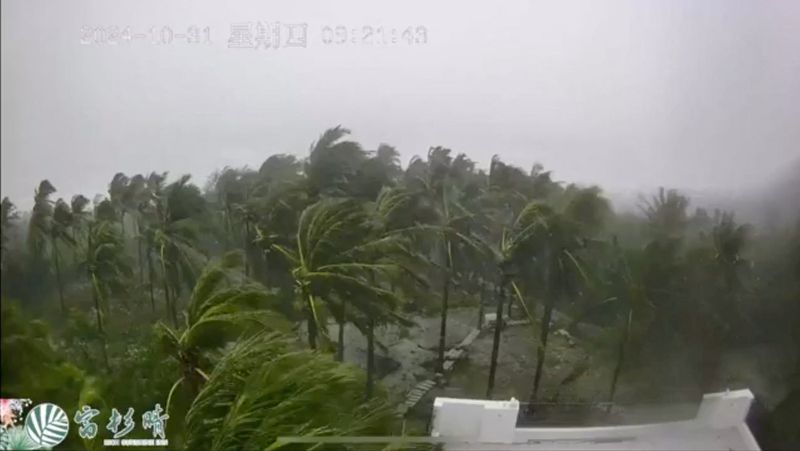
<box><xmin>431</xmin><ymin>389</ymin><xmax>760</xmax><ymax>450</ymax></box>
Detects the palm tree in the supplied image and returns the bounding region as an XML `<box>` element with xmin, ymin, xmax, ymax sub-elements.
<box><xmin>183</xmin><ymin>332</ymin><xmax>395</xmax><ymax>451</ymax></box>
<box><xmin>523</xmin><ymin>186</ymin><xmax>610</xmax><ymax>409</ymax></box>
<box><xmin>69</xmin><ymin>195</ymin><xmax>91</xmax><ymax>255</ymax></box>
<box><xmin>212</xmin><ymin>167</ymin><xmax>252</xmax><ymax>259</ymax></box>
<box><xmin>712</xmin><ymin>212</ymin><xmax>750</xmax><ymax>295</ymax></box>
<box><xmin>140</xmin><ymin>172</ymin><xmax>168</xmax><ymax>313</ymax></box>
<box><xmin>480</xmin><ymin>158</ymin><xmax>564</xmax><ymax>397</ymax></box>
<box><xmin>405</xmin><ymin>147</ymin><xmax>481</xmax><ymax>373</ymax></box>
<box><xmin>122</xmin><ymin>174</ymin><xmax>147</xmax><ymax>286</ymax></box>
<box><xmin>606</xmin><ymin>236</ymin><xmax>653</xmax><ymax>405</ymax></box>
<box><xmin>305</xmin><ymin>126</ymin><xmax>368</xmax><ymax>199</ymax></box>
<box><xmin>50</xmin><ymin>199</ymin><xmax>78</xmax><ymax>312</ymax></box>
<box><xmin>272</xmin><ymin>198</ymin><xmax>407</xmax><ymax>353</ymax></box>
<box><xmin>351</xmin><ymin>143</ymin><xmax>403</xmax><ymax>200</ymax></box>
<box><xmin>345</xmin><ymin>187</ymin><xmax>425</xmax><ymax>396</ymax></box>
<box><xmin>28</xmin><ymin>180</ymin><xmax>56</xmax><ymax>258</ymax></box>
<box><xmin>157</xmin><ymin>255</ymin><xmax>290</xmax><ymax>414</ymax></box>
<box><xmin>640</xmin><ymin>187</ymin><xmax>689</xmax><ymax>238</ymax></box>
<box><xmin>108</xmin><ymin>172</ymin><xmax>131</xmax><ymax>236</ymax></box>
<box><xmin>147</xmin><ymin>174</ymin><xmax>207</xmax><ymax>326</ymax></box>
<box><xmin>80</xmin><ymin>206</ymin><xmax>131</xmax><ymax>369</ymax></box>
<box><xmin>250</xmin><ymin>178</ymin><xmax>309</xmax><ymax>291</ymax></box>
<box><xmin>1</xmin><ymin>197</ymin><xmax>19</xmax><ymax>272</ymax></box>
<box><xmin>28</xmin><ymin>181</ymin><xmax>71</xmax><ymax>310</ymax></box>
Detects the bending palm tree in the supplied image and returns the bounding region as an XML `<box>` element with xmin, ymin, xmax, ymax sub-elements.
<box><xmin>146</xmin><ymin>174</ymin><xmax>207</xmax><ymax>326</ymax></box>
<box><xmin>273</xmin><ymin>198</ymin><xmax>407</xmax><ymax>355</ymax></box>
<box><xmin>157</xmin><ymin>255</ymin><xmax>290</xmax><ymax>413</ymax></box>
<box><xmin>184</xmin><ymin>332</ymin><xmax>395</xmax><ymax>451</ymax></box>
<box><xmin>1</xmin><ymin>197</ymin><xmax>19</xmax><ymax>271</ymax></box>
<box><xmin>50</xmin><ymin>199</ymin><xmax>78</xmax><ymax>312</ymax></box>
<box><xmin>524</xmin><ymin>188</ymin><xmax>609</xmax><ymax>410</ymax></box>
<box><xmin>80</xmin><ymin>210</ymin><xmax>131</xmax><ymax>369</ymax></box>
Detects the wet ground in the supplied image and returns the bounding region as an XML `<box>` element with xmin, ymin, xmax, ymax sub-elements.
<box><xmin>327</xmin><ymin>304</ymin><xmax>795</xmax><ymax>433</ymax></box>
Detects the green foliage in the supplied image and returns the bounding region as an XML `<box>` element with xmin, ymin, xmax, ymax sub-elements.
<box><xmin>1</xmin><ymin>127</ymin><xmax>798</xmax><ymax>449</ymax></box>
<box><xmin>0</xmin><ymin>300</ymin><xmax>103</xmax><ymax>450</ymax></box>
<box><xmin>185</xmin><ymin>332</ymin><xmax>396</xmax><ymax>451</ymax></box>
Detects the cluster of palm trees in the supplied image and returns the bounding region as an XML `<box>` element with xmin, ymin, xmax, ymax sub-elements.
<box><xmin>2</xmin><ymin>126</ymin><xmax>798</xmax><ymax>447</ymax></box>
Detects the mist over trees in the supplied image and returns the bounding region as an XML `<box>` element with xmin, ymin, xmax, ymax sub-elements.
<box><xmin>1</xmin><ymin>127</ymin><xmax>798</xmax><ymax>449</ymax></box>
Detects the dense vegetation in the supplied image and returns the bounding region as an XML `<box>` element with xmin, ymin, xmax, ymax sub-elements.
<box><xmin>1</xmin><ymin>126</ymin><xmax>798</xmax><ymax>449</ymax></box>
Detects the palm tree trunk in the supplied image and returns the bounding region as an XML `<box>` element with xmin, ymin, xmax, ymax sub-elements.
<box><xmin>169</xmin><ymin>284</ymin><xmax>179</xmax><ymax>326</ymax></box>
<box><xmin>160</xmin><ymin>251</ymin><xmax>177</xmax><ymax>327</ymax></box>
<box><xmin>486</xmin><ymin>279</ymin><xmax>506</xmax><ymax>398</ymax></box>
<box><xmin>527</xmin><ymin>247</ymin><xmax>553</xmax><ymax>413</ymax></box>
<box><xmin>90</xmin><ymin>272</ymin><xmax>110</xmax><ymax>371</ymax></box>
<box><xmin>305</xmin><ymin>289</ymin><xmax>318</xmax><ymax>350</ymax></box>
<box><xmin>137</xmin><ymin>220</ymin><xmax>144</xmax><ymax>287</ymax></box>
<box><xmin>243</xmin><ymin>219</ymin><xmax>251</xmax><ymax>277</ymax></box>
<box><xmin>437</xmin><ymin>238</ymin><xmax>452</xmax><ymax>373</ymax></box>
<box><xmin>147</xmin><ymin>246</ymin><xmax>155</xmax><ymax>313</ymax></box>
<box><xmin>262</xmin><ymin>251</ymin><xmax>270</xmax><ymax>287</ymax></box>
<box><xmin>307</xmin><ymin>310</ymin><xmax>317</xmax><ymax>350</ymax></box>
<box><xmin>90</xmin><ymin>273</ymin><xmax>104</xmax><ymax>333</ymax></box>
<box><xmin>224</xmin><ymin>206</ymin><xmax>232</xmax><ymax>251</ymax></box>
<box><xmin>163</xmin><ymin>274</ymin><xmax>173</xmax><ymax>325</ymax></box>
<box><xmin>608</xmin><ymin>308</ymin><xmax>632</xmax><ymax>406</ymax></box>
<box><xmin>51</xmin><ymin>237</ymin><xmax>66</xmax><ymax>313</ymax></box>
<box><xmin>336</xmin><ymin>300</ymin><xmax>346</xmax><ymax>362</ymax></box>
<box><xmin>477</xmin><ymin>281</ymin><xmax>485</xmax><ymax>329</ymax></box>
<box><xmin>72</xmin><ymin>229</ymin><xmax>80</xmax><ymax>267</ymax></box>
<box><xmin>366</xmin><ymin>317</ymin><xmax>376</xmax><ymax>400</ymax></box>
<box><xmin>529</xmin><ymin>300</ymin><xmax>554</xmax><ymax>409</ymax></box>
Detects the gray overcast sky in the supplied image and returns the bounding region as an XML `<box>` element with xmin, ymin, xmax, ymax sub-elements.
<box><xmin>2</xmin><ymin>0</ymin><xmax>799</xmax><ymax>210</ymax></box>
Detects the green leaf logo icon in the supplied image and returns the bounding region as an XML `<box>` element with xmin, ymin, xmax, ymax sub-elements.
<box><xmin>25</xmin><ymin>403</ymin><xmax>69</xmax><ymax>448</ymax></box>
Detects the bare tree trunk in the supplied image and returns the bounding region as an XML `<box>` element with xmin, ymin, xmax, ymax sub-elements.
<box><xmin>366</xmin><ymin>317</ymin><xmax>376</xmax><ymax>400</ymax></box>
<box><xmin>486</xmin><ymin>280</ymin><xmax>506</xmax><ymax>398</ymax></box>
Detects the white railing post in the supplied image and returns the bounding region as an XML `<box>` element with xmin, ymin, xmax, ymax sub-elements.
<box><xmin>431</xmin><ymin>397</ymin><xmax>519</xmax><ymax>444</ymax></box>
<box><xmin>695</xmin><ymin>388</ymin><xmax>755</xmax><ymax>428</ymax></box>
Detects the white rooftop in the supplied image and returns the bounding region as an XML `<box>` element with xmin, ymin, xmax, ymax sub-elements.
<box><xmin>431</xmin><ymin>389</ymin><xmax>760</xmax><ymax>450</ymax></box>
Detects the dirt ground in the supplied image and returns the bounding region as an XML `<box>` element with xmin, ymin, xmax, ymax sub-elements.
<box><xmin>328</xmin><ymin>307</ymin><xmax>480</xmax><ymax>400</ymax></box>
<box><xmin>325</xmin><ymin>304</ymin><xmax>795</xmax><ymax>428</ymax></box>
